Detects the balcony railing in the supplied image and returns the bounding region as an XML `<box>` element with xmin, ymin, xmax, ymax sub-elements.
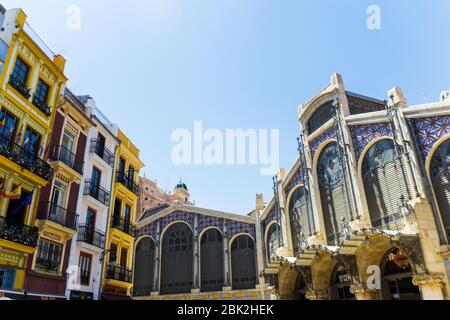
<box><xmin>9</xmin><ymin>75</ymin><xmax>31</xmax><ymax>99</ymax></box>
<box><xmin>116</xmin><ymin>171</ymin><xmax>139</xmax><ymax>195</ymax></box>
<box><xmin>0</xmin><ymin>216</ymin><xmax>39</xmax><ymax>247</ymax></box>
<box><xmin>32</xmin><ymin>95</ymin><xmax>52</xmax><ymax>117</ymax></box>
<box><xmin>83</xmin><ymin>180</ymin><xmax>110</xmax><ymax>206</ymax></box>
<box><xmin>90</xmin><ymin>139</ymin><xmax>114</xmax><ymax>167</ymax></box>
<box><xmin>111</xmin><ymin>215</ymin><xmax>135</xmax><ymax>237</ymax></box>
<box><xmin>0</xmin><ymin>134</ymin><xmax>53</xmax><ymax>181</ymax></box>
<box><xmin>37</xmin><ymin>202</ymin><xmax>78</xmax><ymax>230</ymax></box>
<box><xmin>35</xmin><ymin>257</ymin><xmax>60</xmax><ymax>273</ymax></box>
<box><xmin>50</xmin><ymin>145</ymin><xmax>84</xmax><ymax>174</ymax></box>
<box><xmin>105</xmin><ymin>265</ymin><xmax>132</xmax><ymax>283</ymax></box>
<box><xmin>77</xmin><ymin>225</ymin><xmax>105</xmax><ymax>248</ymax></box>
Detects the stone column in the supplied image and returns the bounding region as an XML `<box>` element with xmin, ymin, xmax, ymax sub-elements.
<box><xmin>152</xmin><ymin>220</ymin><xmax>161</xmax><ymax>295</ymax></box>
<box><xmin>412</xmin><ymin>273</ymin><xmax>446</xmax><ymax>300</ymax></box>
<box><xmin>222</xmin><ymin>219</ymin><xmax>232</xmax><ymax>290</ymax></box>
<box><xmin>350</xmin><ymin>284</ymin><xmax>379</xmax><ymax>300</ymax></box>
<box><xmin>255</xmin><ymin>194</ymin><xmax>266</xmax><ymax>287</ymax></box>
<box><xmin>305</xmin><ymin>290</ymin><xmax>329</xmax><ymax>300</ymax></box>
<box><xmin>192</xmin><ymin>214</ymin><xmax>200</xmax><ymax>293</ymax></box>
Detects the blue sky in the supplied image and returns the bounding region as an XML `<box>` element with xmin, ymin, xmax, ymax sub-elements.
<box><xmin>4</xmin><ymin>0</ymin><xmax>450</xmax><ymax>214</ymax></box>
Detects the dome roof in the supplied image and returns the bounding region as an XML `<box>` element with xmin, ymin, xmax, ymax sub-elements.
<box><xmin>175</xmin><ymin>180</ymin><xmax>188</xmax><ymax>191</ymax></box>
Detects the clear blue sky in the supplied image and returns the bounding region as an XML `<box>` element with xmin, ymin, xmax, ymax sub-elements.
<box><xmin>5</xmin><ymin>0</ymin><xmax>450</xmax><ymax>214</ymax></box>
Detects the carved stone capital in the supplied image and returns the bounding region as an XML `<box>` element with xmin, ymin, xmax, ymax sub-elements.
<box><xmin>306</xmin><ymin>290</ymin><xmax>329</xmax><ymax>300</ymax></box>
<box><xmin>412</xmin><ymin>273</ymin><xmax>446</xmax><ymax>288</ymax></box>
<box><xmin>350</xmin><ymin>284</ymin><xmax>379</xmax><ymax>300</ymax></box>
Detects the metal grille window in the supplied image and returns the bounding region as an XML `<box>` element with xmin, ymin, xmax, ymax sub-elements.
<box><xmin>160</xmin><ymin>223</ymin><xmax>193</xmax><ymax>295</ymax></box>
<box><xmin>78</xmin><ymin>252</ymin><xmax>92</xmax><ymax>286</ymax></box>
<box><xmin>430</xmin><ymin>139</ymin><xmax>450</xmax><ymax>238</ymax></box>
<box><xmin>289</xmin><ymin>187</ymin><xmax>313</xmax><ymax>255</ymax></box>
<box><xmin>231</xmin><ymin>235</ymin><xmax>256</xmax><ymax>290</ymax></box>
<box><xmin>317</xmin><ymin>142</ymin><xmax>354</xmax><ymax>245</ymax></box>
<box><xmin>266</xmin><ymin>223</ymin><xmax>281</xmax><ymax>262</ymax></box>
<box><xmin>35</xmin><ymin>239</ymin><xmax>63</xmax><ymax>273</ymax></box>
<box><xmin>362</xmin><ymin>139</ymin><xmax>411</xmax><ymax>230</ymax></box>
<box><xmin>133</xmin><ymin>238</ymin><xmax>155</xmax><ymax>296</ymax></box>
<box><xmin>200</xmin><ymin>229</ymin><xmax>224</xmax><ymax>292</ymax></box>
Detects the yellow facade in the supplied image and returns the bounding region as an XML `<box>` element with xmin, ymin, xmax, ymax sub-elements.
<box><xmin>0</xmin><ymin>9</ymin><xmax>67</xmax><ymax>292</ymax></box>
<box><xmin>102</xmin><ymin>128</ymin><xmax>144</xmax><ymax>296</ymax></box>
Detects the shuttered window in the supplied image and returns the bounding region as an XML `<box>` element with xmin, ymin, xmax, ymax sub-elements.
<box><xmin>430</xmin><ymin>139</ymin><xmax>450</xmax><ymax>238</ymax></box>
<box><xmin>200</xmin><ymin>229</ymin><xmax>224</xmax><ymax>292</ymax></box>
<box><xmin>317</xmin><ymin>142</ymin><xmax>354</xmax><ymax>245</ymax></box>
<box><xmin>231</xmin><ymin>235</ymin><xmax>256</xmax><ymax>290</ymax></box>
<box><xmin>134</xmin><ymin>238</ymin><xmax>155</xmax><ymax>296</ymax></box>
<box><xmin>160</xmin><ymin>223</ymin><xmax>193</xmax><ymax>294</ymax></box>
<box><xmin>362</xmin><ymin>139</ymin><xmax>411</xmax><ymax>230</ymax></box>
<box><xmin>289</xmin><ymin>187</ymin><xmax>313</xmax><ymax>255</ymax></box>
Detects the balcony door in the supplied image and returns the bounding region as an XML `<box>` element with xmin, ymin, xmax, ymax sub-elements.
<box><xmin>118</xmin><ymin>157</ymin><xmax>125</xmax><ymax>176</ymax></box>
<box><xmin>96</xmin><ymin>133</ymin><xmax>106</xmax><ymax>158</ymax></box>
<box><xmin>91</xmin><ymin>167</ymin><xmax>102</xmax><ymax>198</ymax></box>
<box><xmin>61</xmin><ymin>129</ymin><xmax>75</xmax><ymax>163</ymax></box>
<box><xmin>0</xmin><ymin>110</ymin><xmax>17</xmax><ymax>142</ymax></box>
<box><xmin>6</xmin><ymin>188</ymin><xmax>31</xmax><ymax>224</ymax></box>
<box><xmin>50</xmin><ymin>181</ymin><xmax>66</xmax><ymax>223</ymax></box>
<box><xmin>85</xmin><ymin>207</ymin><xmax>97</xmax><ymax>243</ymax></box>
<box><xmin>22</xmin><ymin>127</ymin><xmax>41</xmax><ymax>159</ymax></box>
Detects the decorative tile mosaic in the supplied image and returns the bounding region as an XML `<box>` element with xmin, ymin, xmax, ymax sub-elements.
<box><xmin>409</xmin><ymin>116</ymin><xmax>450</xmax><ymax>160</ymax></box>
<box><xmin>309</xmin><ymin>126</ymin><xmax>337</xmax><ymax>159</ymax></box>
<box><xmin>349</xmin><ymin>122</ymin><xmax>392</xmax><ymax>162</ymax></box>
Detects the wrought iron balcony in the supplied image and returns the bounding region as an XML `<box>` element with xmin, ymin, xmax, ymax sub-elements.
<box><xmin>105</xmin><ymin>265</ymin><xmax>132</xmax><ymax>283</ymax></box>
<box><xmin>9</xmin><ymin>75</ymin><xmax>31</xmax><ymax>99</ymax></box>
<box><xmin>35</xmin><ymin>257</ymin><xmax>60</xmax><ymax>273</ymax></box>
<box><xmin>32</xmin><ymin>95</ymin><xmax>52</xmax><ymax>117</ymax></box>
<box><xmin>0</xmin><ymin>216</ymin><xmax>39</xmax><ymax>247</ymax></box>
<box><xmin>83</xmin><ymin>180</ymin><xmax>110</xmax><ymax>206</ymax></box>
<box><xmin>111</xmin><ymin>215</ymin><xmax>135</xmax><ymax>237</ymax></box>
<box><xmin>77</xmin><ymin>225</ymin><xmax>105</xmax><ymax>248</ymax></box>
<box><xmin>115</xmin><ymin>171</ymin><xmax>139</xmax><ymax>195</ymax></box>
<box><xmin>50</xmin><ymin>145</ymin><xmax>84</xmax><ymax>174</ymax></box>
<box><xmin>90</xmin><ymin>139</ymin><xmax>114</xmax><ymax>167</ymax></box>
<box><xmin>0</xmin><ymin>134</ymin><xmax>53</xmax><ymax>181</ymax></box>
<box><xmin>37</xmin><ymin>202</ymin><xmax>78</xmax><ymax>230</ymax></box>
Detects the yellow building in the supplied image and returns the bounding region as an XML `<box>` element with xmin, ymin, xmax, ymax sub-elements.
<box><xmin>0</xmin><ymin>7</ymin><xmax>67</xmax><ymax>297</ymax></box>
<box><xmin>101</xmin><ymin>128</ymin><xmax>144</xmax><ymax>299</ymax></box>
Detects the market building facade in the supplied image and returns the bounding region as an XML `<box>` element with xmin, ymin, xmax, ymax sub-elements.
<box><xmin>260</xmin><ymin>73</ymin><xmax>450</xmax><ymax>300</ymax></box>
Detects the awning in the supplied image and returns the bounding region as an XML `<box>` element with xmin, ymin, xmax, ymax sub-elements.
<box><xmin>101</xmin><ymin>293</ymin><xmax>133</xmax><ymax>301</ymax></box>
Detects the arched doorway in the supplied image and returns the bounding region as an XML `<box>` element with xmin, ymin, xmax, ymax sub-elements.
<box><xmin>133</xmin><ymin>237</ymin><xmax>155</xmax><ymax>296</ymax></box>
<box><xmin>288</xmin><ymin>187</ymin><xmax>313</xmax><ymax>255</ymax></box>
<box><xmin>380</xmin><ymin>248</ymin><xmax>421</xmax><ymax>300</ymax></box>
<box><xmin>266</xmin><ymin>223</ymin><xmax>281</xmax><ymax>262</ymax></box>
<box><xmin>292</xmin><ymin>273</ymin><xmax>307</xmax><ymax>300</ymax></box>
<box><xmin>200</xmin><ymin>228</ymin><xmax>224</xmax><ymax>292</ymax></box>
<box><xmin>317</xmin><ymin>142</ymin><xmax>354</xmax><ymax>245</ymax></box>
<box><xmin>430</xmin><ymin>139</ymin><xmax>450</xmax><ymax>238</ymax></box>
<box><xmin>160</xmin><ymin>223</ymin><xmax>193</xmax><ymax>295</ymax></box>
<box><xmin>329</xmin><ymin>263</ymin><xmax>355</xmax><ymax>300</ymax></box>
<box><xmin>231</xmin><ymin>235</ymin><xmax>256</xmax><ymax>290</ymax></box>
<box><xmin>362</xmin><ymin>139</ymin><xmax>411</xmax><ymax>229</ymax></box>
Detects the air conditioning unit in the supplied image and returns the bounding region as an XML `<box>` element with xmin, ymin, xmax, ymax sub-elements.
<box><xmin>440</xmin><ymin>91</ymin><xmax>450</xmax><ymax>102</ymax></box>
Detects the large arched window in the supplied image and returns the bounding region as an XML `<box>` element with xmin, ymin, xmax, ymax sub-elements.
<box><xmin>133</xmin><ymin>237</ymin><xmax>155</xmax><ymax>296</ymax></box>
<box><xmin>430</xmin><ymin>139</ymin><xmax>450</xmax><ymax>238</ymax></box>
<box><xmin>231</xmin><ymin>235</ymin><xmax>256</xmax><ymax>290</ymax></box>
<box><xmin>266</xmin><ymin>223</ymin><xmax>281</xmax><ymax>262</ymax></box>
<box><xmin>289</xmin><ymin>187</ymin><xmax>313</xmax><ymax>255</ymax></box>
<box><xmin>160</xmin><ymin>223</ymin><xmax>193</xmax><ymax>294</ymax></box>
<box><xmin>200</xmin><ymin>228</ymin><xmax>224</xmax><ymax>292</ymax></box>
<box><xmin>362</xmin><ymin>139</ymin><xmax>411</xmax><ymax>229</ymax></box>
<box><xmin>317</xmin><ymin>142</ymin><xmax>354</xmax><ymax>245</ymax></box>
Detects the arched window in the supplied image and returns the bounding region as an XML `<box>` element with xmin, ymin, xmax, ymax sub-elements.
<box><xmin>430</xmin><ymin>139</ymin><xmax>450</xmax><ymax>238</ymax></box>
<box><xmin>362</xmin><ymin>139</ymin><xmax>411</xmax><ymax>229</ymax></box>
<box><xmin>160</xmin><ymin>223</ymin><xmax>193</xmax><ymax>294</ymax></box>
<box><xmin>289</xmin><ymin>187</ymin><xmax>313</xmax><ymax>255</ymax></box>
<box><xmin>266</xmin><ymin>223</ymin><xmax>281</xmax><ymax>262</ymax></box>
<box><xmin>317</xmin><ymin>142</ymin><xmax>354</xmax><ymax>245</ymax></box>
<box><xmin>133</xmin><ymin>237</ymin><xmax>155</xmax><ymax>296</ymax></box>
<box><xmin>330</xmin><ymin>263</ymin><xmax>355</xmax><ymax>300</ymax></box>
<box><xmin>200</xmin><ymin>228</ymin><xmax>224</xmax><ymax>292</ymax></box>
<box><xmin>307</xmin><ymin>101</ymin><xmax>334</xmax><ymax>134</ymax></box>
<box><xmin>231</xmin><ymin>235</ymin><xmax>256</xmax><ymax>290</ymax></box>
